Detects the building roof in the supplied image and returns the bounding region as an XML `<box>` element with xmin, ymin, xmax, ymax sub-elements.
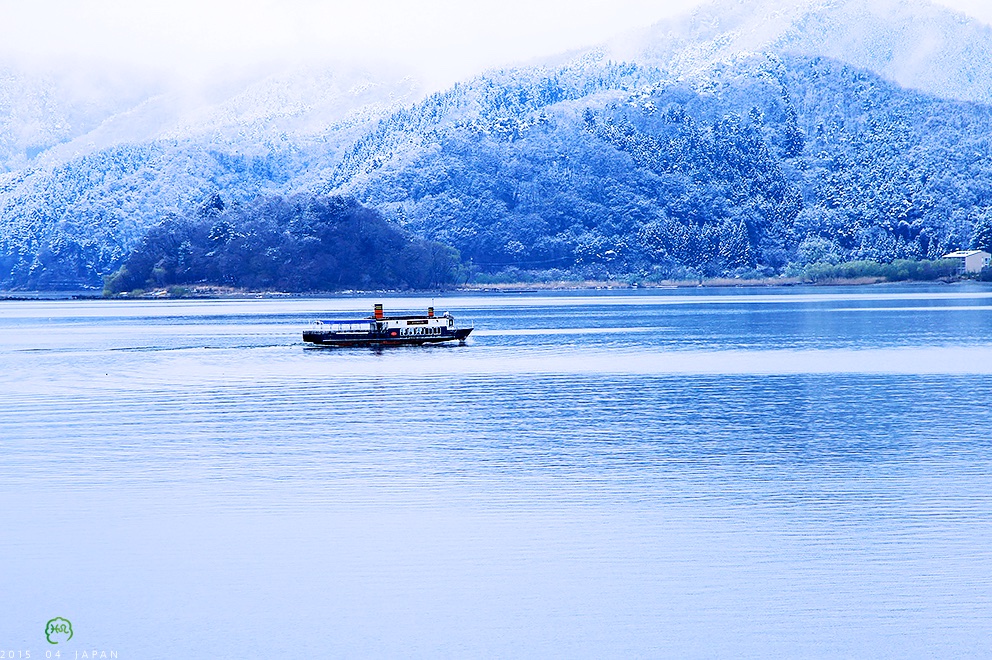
<box><xmin>943</xmin><ymin>250</ymin><xmax>991</xmax><ymax>258</ymax></box>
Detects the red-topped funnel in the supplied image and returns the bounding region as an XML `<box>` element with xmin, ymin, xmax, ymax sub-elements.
<box><xmin>374</xmin><ymin>304</ymin><xmax>384</xmax><ymax>320</ymax></box>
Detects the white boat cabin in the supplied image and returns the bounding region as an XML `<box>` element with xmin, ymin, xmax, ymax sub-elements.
<box><xmin>380</xmin><ymin>315</ymin><xmax>454</xmax><ymax>337</ymax></box>
<box><xmin>312</xmin><ymin>305</ymin><xmax>454</xmax><ymax>337</ymax></box>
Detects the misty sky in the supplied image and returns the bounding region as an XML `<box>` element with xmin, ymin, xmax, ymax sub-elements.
<box><xmin>2</xmin><ymin>0</ymin><xmax>991</xmax><ymax>87</ymax></box>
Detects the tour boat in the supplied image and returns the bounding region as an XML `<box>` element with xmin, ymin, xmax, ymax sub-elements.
<box><xmin>303</xmin><ymin>304</ymin><xmax>473</xmax><ymax>347</ymax></box>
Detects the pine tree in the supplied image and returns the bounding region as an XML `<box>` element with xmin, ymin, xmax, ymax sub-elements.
<box><xmin>970</xmin><ymin>209</ymin><xmax>992</xmax><ymax>252</ymax></box>
<box><xmin>720</xmin><ymin>220</ymin><xmax>754</xmax><ymax>269</ymax></box>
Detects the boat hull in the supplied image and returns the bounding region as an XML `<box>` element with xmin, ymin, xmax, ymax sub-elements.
<box><xmin>303</xmin><ymin>327</ymin><xmax>472</xmax><ymax>347</ymax></box>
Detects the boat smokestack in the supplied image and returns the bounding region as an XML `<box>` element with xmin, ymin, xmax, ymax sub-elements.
<box><xmin>428</xmin><ymin>306</ymin><xmax>434</xmax><ymax>318</ymax></box>
<box><xmin>374</xmin><ymin>304</ymin><xmax>384</xmax><ymax>320</ymax></box>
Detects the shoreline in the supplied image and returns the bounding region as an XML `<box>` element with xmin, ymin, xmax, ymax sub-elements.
<box><xmin>1</xmin><ymin>275</ymin><xmax>976</xmax><ymax>301</ymax></box>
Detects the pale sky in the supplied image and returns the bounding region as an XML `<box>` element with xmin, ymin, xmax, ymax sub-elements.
<box><xmin>1</xmin><ymin>0</ymin><xmax>990</xmax><ymax>87</ymax></box>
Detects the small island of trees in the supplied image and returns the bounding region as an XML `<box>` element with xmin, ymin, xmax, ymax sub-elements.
<box><xmin>104</xmin><ymin>194</ymin><xmax>461</xmax><ymax>295</ymax></box>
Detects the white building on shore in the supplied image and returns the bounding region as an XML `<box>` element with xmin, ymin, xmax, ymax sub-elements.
<box><xmin>943</xmin><ymin>250</ymin><xmax>991</xmax><ymax>273</ymax></box>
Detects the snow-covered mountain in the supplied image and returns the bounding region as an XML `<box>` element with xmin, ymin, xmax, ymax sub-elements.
<box><xmin>9</xmin><ymin>0</ymin><xmax>988</xmax><ymax>174</ymax></box>
<box><xmin>3</xmin><ymin>0</ymin><xmax>992</xmax><ymax>289</ymax></box>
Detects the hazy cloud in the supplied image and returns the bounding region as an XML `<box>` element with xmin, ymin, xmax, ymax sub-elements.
<box><xmin>0</xmin><ymin>0</ymin><xmax>702</xmax><ymax>86</ymax></box>
<box><xmin>2</xmin><ymin>0</ymin><xmax>989</xmax><ymax>88</ymax></box>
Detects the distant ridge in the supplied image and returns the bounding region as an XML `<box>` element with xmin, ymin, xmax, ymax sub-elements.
<box><xmin>612</xmin><ymin>0</ymin><xmax>992</xmax><ymax>104</ymax></box>
<box><xmin>0</xmin><ymin>61</ymin><xmax>420</xmax><ymax>173</ymax></box>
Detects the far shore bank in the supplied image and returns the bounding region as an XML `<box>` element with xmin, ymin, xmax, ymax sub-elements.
<box><xmin>2</xmin><ymin>275</ymin><xmax>984</xmax><ymax>301</ymax></box>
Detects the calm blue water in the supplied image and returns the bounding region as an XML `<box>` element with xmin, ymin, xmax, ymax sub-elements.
<box><xmin>2</xmin><ymin>285</ymin><xmax>992</xmax><ymax>658</ymax></box>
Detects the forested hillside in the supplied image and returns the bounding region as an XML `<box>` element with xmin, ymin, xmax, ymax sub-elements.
<box><xmin>339</xmin><ymin>55</ymin><xmax>992</xmax><ymax>280</ymax></box>
<box><xmin>0</xmin><ymin>63</ymin><xmax>417</xmax><ymax>289</ymax></box>
<box><xmin>0</xmin><ymin>141</ymin><xmax>309</xmax><ymax>288</ymax></box>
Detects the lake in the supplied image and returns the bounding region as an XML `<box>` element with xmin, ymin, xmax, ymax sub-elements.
<box><xmin>1</xmin><ymin>285</ymin><xmax>991</xmax><ymax>658</ymax></box>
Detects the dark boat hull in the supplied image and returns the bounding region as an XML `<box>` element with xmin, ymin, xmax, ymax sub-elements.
<box><xmin>303</xmin><ymin>327</ymin><xmax>472</xmax><ymax>347</ymax></box>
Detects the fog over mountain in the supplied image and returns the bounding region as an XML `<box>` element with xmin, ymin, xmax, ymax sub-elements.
<box><xmin>615</xmin><ymin>0</ymin><xmax>992</xmax><ymax>103</ymax></box>
<box><xmin>2</xmin><ymin>0</ymin><xmax>991</xmax><ymax>289</ymax></box>
<box><xmin>0</xmin><ymin>61</ymin><xmax>421</xmax><ymax>170</ymax></box>
<box><xmin>0</xmin><ymin>63</ymin><xmax>165</xmax><ymax>172</ymax></box>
